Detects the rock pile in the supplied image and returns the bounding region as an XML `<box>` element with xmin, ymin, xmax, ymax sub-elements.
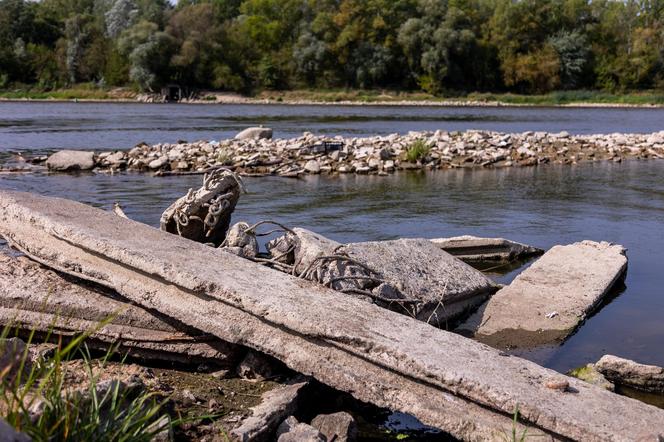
<box><xmin>82</xmin><ymin>129</ymin><xmax>664</xmax><ymax>176</ymax></box>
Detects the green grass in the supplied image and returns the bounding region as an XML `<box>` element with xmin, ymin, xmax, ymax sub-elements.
<box><xmin>0</xmin><ymin>324</ymin><xmax>175</xmax><ymax>442</ymax></box>
<box><xmin>405</xmin><ymin>140</ymin><xmax>431</xmax><ymax>163</ymax></box>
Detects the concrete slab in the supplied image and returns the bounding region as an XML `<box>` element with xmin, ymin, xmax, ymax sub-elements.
<box><xmin>0</xmin><ymin>252</ymin><xmax>238</xmax><ymax>365</ymax></box>
<box><xmin>458</xmin><ymin>241</ymin><xmax>627</xmax><ymax>349</ymax></box>
<box><xmin>431</xmin><ymin>235</ymin><xmax>543</xmax><ymax>262</ymax></box>
<box><xmin>0</xmin><ymin>191</ymin><xmax>661</xmax><ymax>442</ymax></box>
<box><xmin>596</xmin><ymin>355</ymin><xmax>664</xmax><ymax>394</ymax></box>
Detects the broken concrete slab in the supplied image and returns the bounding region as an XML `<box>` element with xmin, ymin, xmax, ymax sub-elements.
<box><xmin>160</xmin><ymin>169</ymin><xmax>242</xmax><ymax>246</ymax></box>
<box><xmin>277</xmin><ymin>416</ymin><xmax>324</xmax><ymax>442</ymax></box>
<box><xmin>0</xmin><ymin>252</ymin><xmax>239</xmax><ymax>365</ymax></box>
<box><xmin>596</xmin><ymin>355</ymin><xmax>664</xmax><ymax>394</ymax></box>
<box><xmin>431</xmin><ymin>235</ymin><xmax>543</xmax><ymax>262</ymax></box>
<box><xmin>341</xmin><ymin>239</ymin><xmax>499</xmax><ymax>325</ymax></box>
<box><xmin>311</xmin><ymin>412</ymin><xmax>358</xmax><ymax>442</ymax></box>
<box><xmin>231</xmin><ymin>378</ymin><xmax>309</xmax><ymax>442</ymax></box>
<box><xmin>1</xmin><ymin>191</ymin><xmax>663</xmax><ymax>441</ymax></box>
<box><xmin>458</xmin><ymin>241</ymin><xmax>627</xmax><ymax>349</ymax></box>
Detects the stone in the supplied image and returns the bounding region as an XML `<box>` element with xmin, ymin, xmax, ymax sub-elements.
<box><xmin>160</xmin><ymin>169</ymin><xmax>242</xmax><ymax>246</ymax></box>
<box><xmin>311</xmin><ymin>412</ymin><xmax>358</xmax><ymax>442</ymax></box>
<box><xmin>459</xmin><ymin>241</ymin><xmax>628</xmax><ymax>348</ymax></box>
<box><xmin>45</xmin><ymin>150</ymin><xmax>95</xmax><ymax>171</ymax></box>
<box><xmin>0</xmin><ymin>418</ymin><xmax>31</xmax><ymax>442</ymax></box>
<box><xmin>568</xmin><ymin>364</ymin><xmax>614</xmax><ymax>391</ymax></box>
<box><xmin>596</xmin><ymin>355</ymin><xmax>664</xmax><ymax>394</ymax></box>
<box><xmin>224</xmin><ymin>222</ymin><xmax>258</xmax><ymax>258</ymax></box>
<box><xmin>104</xmin><ymin>151</ymin><xmax>126</xmax><ymax>166</ymax></box>
<box><xmin>304</xmin><ymin>160</ymin><xmax>321</xmax><ymax>174</ymax></box>
<box><xmin>235</xmin><ymin>127</ymin><xmax>273</xmax><ymax>140</ymax></box>
<box><xmin>0</xmin><ymin>337</ymin><xmax>31</xmax><ymax>384</ymax></box>
<box><xmin>148</xmin><ymin>157</ymin><xmax>168</xmax><ymax>169</ymax></box>
<box><xmin>0</xmin><ymin>252</ymin><xmax>239</xmax><ymax>365</ymax></box>
<box><xmin>430</xmin><ymin>235</ymin><xmax>543</xmax><ymax>263</ymax></box>
<box><xmin>2</xmin><ymin>191</ymin><xmax>663</xmax><ymax>441</ymax></box>
<box><xmin>277</xmin><ymin>417</ymin><xmax>324</xmax><ymax>442</ymax></box>
<box><xmin>292</xmin><ymin>228</ymin><xmax>342</xmax><ymax>275</ymax></box>
<box><xmin>340</xmin><ymin>239</ymin><xmax>499</xmax><ymax>325</ymax></box>
<box><xmin>231</xmin><ymin>379</ymin><xmax>309</xmax><ymax>442</ymax></box>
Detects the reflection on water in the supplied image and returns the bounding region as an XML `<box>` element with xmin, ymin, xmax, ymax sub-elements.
<box><xmin>3</xmin><ymin>102</ymin><xmax>664</xmax><ymax>152</ymax></box>
<box><xmin>1</xmin><ymin>160</ymin><xmax>663</xmax><ymax>373</ymax></box>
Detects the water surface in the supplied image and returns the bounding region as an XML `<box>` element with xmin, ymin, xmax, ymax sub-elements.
<box><xmin>1</xmin><ymin>160</ymin><xmax>662</xmax><ymax>373</ymax></box>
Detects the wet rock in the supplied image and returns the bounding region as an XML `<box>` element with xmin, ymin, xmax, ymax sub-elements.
<box><xmin>231</xmin><ymin>379</ymin><xmax>309</xmax><ymax>442</ymax></box>
<box><xmin>235</xmin><ymin>127</ymin><xmax>273</xmax><ymax>140</ymax></box>
<box><xmin>596</xmin><ymin>355</ymin><xmax>664</xmax><ymax>394</ymax></box>
<box><xmin>3</xmin><ymin>191</ymin><xmax>664</xmax><ymax>441</ymax></box>
<box><xmin>277</xmin><ymin>417</ymin><xmax>325</xmax><ymax>442</ymax></box>
<box><xmin>0</xmin><ymin>418</ymin><xmax>30</xmax><ymax>442</ymax></box>
<box><xmin>311</xmin><ymin>412</ymin><xmax>358</xmax><ymax>442</ymax></box>
<box><xmin>431</xmin><ymin>235</ymin><xmax>543</xmax><ymax>263</ymax></box>
<box><xmin>224</xmin><ymin>222</ymin><xmax>258</xmax><ymax>258</ymax></box>
<box><xmin>0</xmin><ymin>337</ymin><xmax>31</xmax><ymax>384</ymax></box>
<box><xmin>45</xmin><ymin>150</ymin><xmax>95</xmax><ymax>171</ymax></box>
<box><xmin>569</xmin><ymin>364</ymin><xmax>614</xmax><ymax>391</ymax></box>
<box><xmin>459</xmin><ymin>241</ymin><xmax>628</xmax><ymax>348</ymax></box>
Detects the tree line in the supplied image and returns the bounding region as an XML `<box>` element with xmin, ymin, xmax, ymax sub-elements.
<box><xmin>2</xmin><ymin>0</ymin><xmax>664</xmax><ymax>95</ymax></box>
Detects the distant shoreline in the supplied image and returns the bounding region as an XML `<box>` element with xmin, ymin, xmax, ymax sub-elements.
<box><xmin>2</xmin><ymin>89</ymin><xmax>664</xmax><ymax>108</ymax></box>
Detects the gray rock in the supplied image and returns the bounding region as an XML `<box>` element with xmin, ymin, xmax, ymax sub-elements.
<box><xmin>459</xmin><ymin>241</ymin><xmax>627</xmax><ymax>348</ymax></box>
<box><xmin>430</xmin><ymin>235</ymin><xmax>543</xmax><ymax>263</ymax></box>
<box><xmin>45</xmin><ymin>150</ymin><xmax>95</xmax><ymax>171</ymax></box>
<box><xmin>292</xmin><ymin>228</ymin><xmax>342</xmax><ymax>275</ymax></box>
<box><xmin>0</xmin><ymin>337</ymin><xmax>30</xmax><ymax>384</ymax></box>
<box><xmin>0</xmin><ymin>418</ymin><xmax>31</xmax><ymax>442</ymax></box>
<box><xmin>304</xmin><ymin>160</ymin><xmax>321</xmax><ymax>174</ymax></box>
<box><xmin>311</xmin><ymin>412</ymin><xmax>357</xmax><ymax>442</ymax></box>
<box><xmin>235</xmin><ymin>127</ymin><xmax>273</xmax><ymax>140</ymax></box>
<box><xmin>224</xmin><ymin>222</ymin><xmax>258</xmax><ymax>258</ymax></box>
<box><xmin>231</xmin><ymin>379</ymin><xmax>309</xmax><ymax>442</ymax></box>
<box><xmin>277</xmin><ymin>417</ymin><xmax>325</xmax><ymax>442</ymax></box>
<box><xmin>596</xmin><ymin>355</ymin><xmax>664</xmax><ymax>394</ymax></box>
<box><xmin>2</xmin><ymin>191</ymin><xmax>664</xmax><ymax>441</ymax></box>
<box><xmin>341</xmin><ymin>239</ymin><xmax>499</xmax><ymax>325</ymax></box>
<box><xmin>148</xmin><ymin>157</ymin><xmax>168</xmax><ymax>169</ymax></box>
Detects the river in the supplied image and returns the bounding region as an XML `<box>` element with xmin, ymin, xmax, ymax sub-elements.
<box><xmin>0</xmin><ymin>102</ymin><xmax>663</xmax><ymax>375</ymax></box>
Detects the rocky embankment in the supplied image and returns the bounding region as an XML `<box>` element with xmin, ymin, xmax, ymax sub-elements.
<box><xmin>37</xmin><ymin>129</ymin><xmax>664</xmax><ymax>176</ymax></box>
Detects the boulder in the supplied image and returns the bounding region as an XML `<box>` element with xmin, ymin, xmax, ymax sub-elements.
<box><xmin>311</xmin><ymin>412</ymin><xmax>357</xmax><ymax>442</ymax></box>
<box><xmin>459</xmin><ymin>241</ymin><xmax>628</xmax><ymax>348</ymax></box>
<box><xmin>224</xmin><ymin>222</ymin><xmax>258</xmax><ymax>258</ymax></box>
<box><xmin>231</xmin><ymin>379</ymin><xmax>309</xmax><ymax>442</ymax></box>
<box><xmin>45</xmin><ymin>150</ymin><xmax>95</xmax><ymax>171</ymax></box>
<box><xmin>596</xmin><ymin>355</ymin><xmax>664</xmax><ymax>394</ymax></box>
<box><xmin>277</xmin><ymin>417</ymin><xmax>325</xmax><ymax>442</ymax></box>
<box><xmin>235</xmin><ymin>127</ymin><xmax>273</xmax><ymax>140</ymax></box>
<box><xmin>304</xmin><ymin>160</ymin><xmax>321</xmax><ymax>174</ymax></box>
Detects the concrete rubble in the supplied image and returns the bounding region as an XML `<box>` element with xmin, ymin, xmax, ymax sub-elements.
<box><xmin>160</xmin><ymin>168</ymin><xmax>243</xmax><ymax>246</ymax></box>
<box><xmin>0</xmin><ymin>252</ymin><xmax>239</xmax><ymax>365</ymax></box>
<box><xmin>231</xmin><ymin>378</ymin><xmax>309</xmax><ymax>442</ymax></box>
<box><xmin>45</xmin><ymin>150</ymin><xmax>95</xmax><ymax>172</ymax></box>
<box><xmin>276</xmin><ymin>416</ymin><xmax>324</xmax><ymax>442</ymax></box>
<box><xmin>596</xmin><ymin>355</ymin><xmax>664</xmax><ymax>394</ymax></box>
<box><xmin>458</xmin><ymin>241</ymin><xmax>628</xmax><ymax>349</ymax></box>
<box><xmin>431</xmin><ymin>235</ymin><xmax>543</xmax><ymax>263</ymax></box>
<box><xmin>1</xmin><ymin>191</ymin><xmax>663</xmax><ymax>441</ymax></box>
<box><xmin>27</xmin><ymin>129</ymin><xmax>664</xmax><ymax>176</ymax></box>
<box><xmin>310</xmin><ymin>412</ymin><xmax>358</xmax><ymax>442</ymax></box>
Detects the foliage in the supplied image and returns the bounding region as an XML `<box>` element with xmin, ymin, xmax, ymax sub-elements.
<box><xmin>2</xmin><ymin>0</ymin><xmax>664</xmax><ymax>94</ymax></box>
<box><xmin>0</xmin><ymin>326</ymin><xmax>172</xmax><ymax>442</ymax></box>
<box><xmin>405</xmin><ymin>139</ymin><xmax>430</xmax><ymax>163</ymax></box>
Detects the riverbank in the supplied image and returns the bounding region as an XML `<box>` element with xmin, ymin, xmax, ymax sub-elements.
<box><xmin>20</xmin><ymin>130</ymin><xmax>664</xmax><ymax>177</ymax></box>
<box><xmin>4</xmin><ymin>87</ymin><xmax>664</xmax><ymax>108</ymax></box>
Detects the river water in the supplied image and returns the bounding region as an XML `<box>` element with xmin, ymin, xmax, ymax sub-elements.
<box><xmin>0</xmin><ymin>102</ymin><xmax>663</xmax><ymax>375</ymax></box>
